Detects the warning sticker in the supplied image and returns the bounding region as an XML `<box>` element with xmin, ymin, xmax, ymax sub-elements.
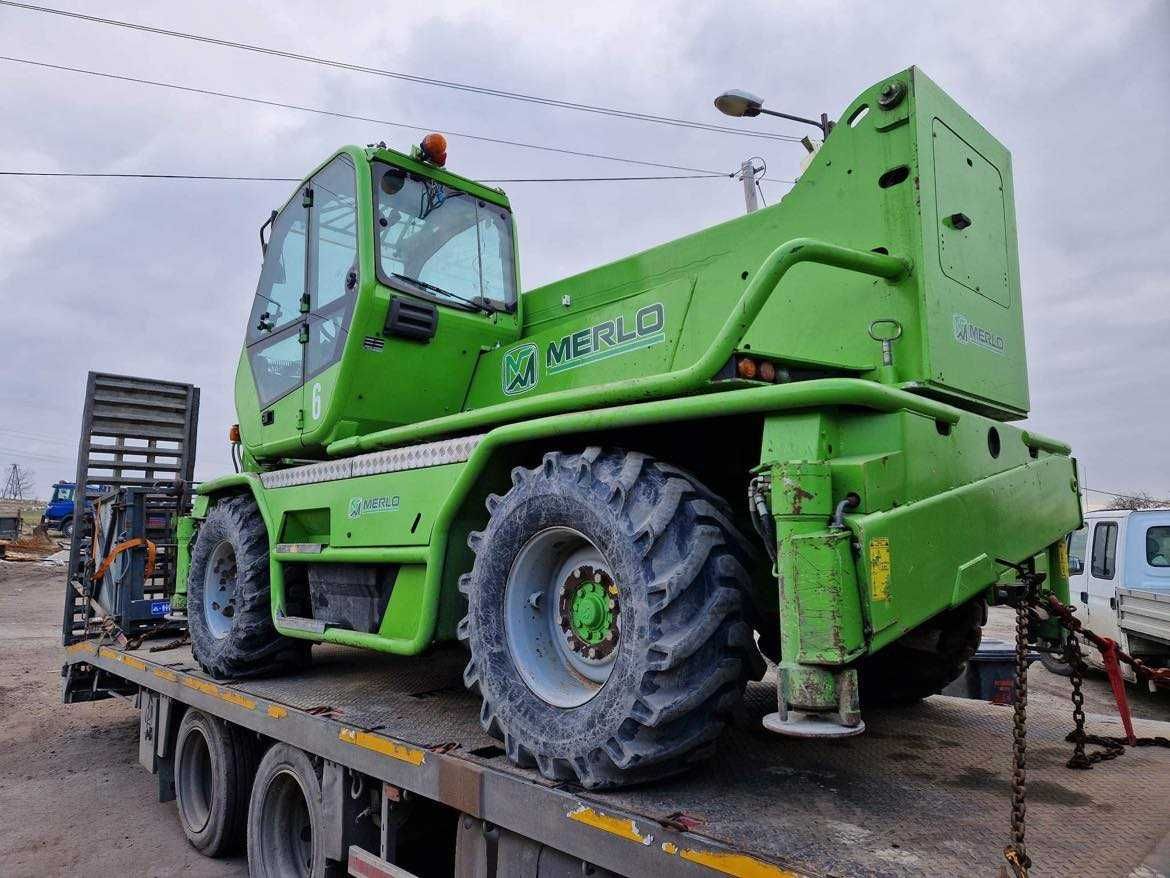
<box><xmin>868</xmin><ymin>538</ymin><xmax>891</xmax><ymax>601</ymax></box>
<box><xmin>1056</xmin><ymin>541</ymin><xmax>1069</xmax><ymax>580</ymax></box>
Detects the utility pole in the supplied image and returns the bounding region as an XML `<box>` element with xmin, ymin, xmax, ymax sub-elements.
<box><xmin>2</xmin><ymin>463</ymin><xmax>33</xmax><ymax>500</ymax></box>
<box><xmin>738</xmin><ymin>158</ymin><xmax>762</xmax><ymax>214</ymax></box>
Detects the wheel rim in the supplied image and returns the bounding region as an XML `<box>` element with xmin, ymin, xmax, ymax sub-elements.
<box><xmin>257</xmin><ymin>769</ymin><xmax>314</xmax><ymax>877</ymax></box>
<box><xmin>203</xmin><ymin>540</ymin><xmax>239</xmax><ymax>640</ymax></box>
<box><xmin>177</xmin><ymin>726</ymin><xmax>213</xmax><ymax>834</ymax></box>
<box><xmin>504</xmin><ymin>527</ymin><xmax>621</xmax><ymax>708</ymax></box>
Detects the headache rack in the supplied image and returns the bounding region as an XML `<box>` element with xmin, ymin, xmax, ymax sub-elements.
<box><xmin>62</xmin><ymin>372</ymin><xmax>200</xmax><ymax>683</ymax></box>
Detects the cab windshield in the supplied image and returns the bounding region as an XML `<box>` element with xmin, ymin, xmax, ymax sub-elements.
<box><xmin>375</xmin><ymin>164</ymin><xmax>517</xmax><ymax>311</ymax></box>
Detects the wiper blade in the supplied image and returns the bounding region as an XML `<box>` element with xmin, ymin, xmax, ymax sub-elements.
<box><xmin>390</xmin><ymin>272</ymin><xmax>494</xmax><ymax>314</ymax></box>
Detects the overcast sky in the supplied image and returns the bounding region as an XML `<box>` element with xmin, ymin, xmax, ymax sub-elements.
<box><xmin>0</xmin><ymin>1</ymin><xmax>1167</xmax><ymax>507</ymax></box>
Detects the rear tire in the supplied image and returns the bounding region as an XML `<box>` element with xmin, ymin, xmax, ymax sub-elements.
<box><xmin>59</xmin><ymin>517</ymin><xmax>73</xmax><ymax>538</ymax></box>
<box><xmin>247</xmin><ymin>744</ymin><xmax>329</xmax><ymax>878</ymax></box>
<box><xmin>1038</xmin><ymin>650</ymin><xmax>1074</xmax><ymax>677</ymax></box>
<box><xmin>860</xmin><ymin>597</ymin><xmax>986</xmax><ymax>705</ymax></box>
<box><xmin>459</xmin><ymin>448</ymin><xmax>765</xmax><ymax>789</ymax></box>
<box><xmin>188</xmin><ymin>496</ymin><xmax>309</xmax><ymax>679</ymax></box>
<box><xmin>174</xmin><ymin>709</ymin><xmax>257</xmax><ymax>857</ymax></box>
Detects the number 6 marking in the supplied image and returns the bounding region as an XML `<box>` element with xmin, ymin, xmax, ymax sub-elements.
<box><xmin>311</xmin><ymin>382</ymin><xmax>322</xmax><ymax>421</ymax></box>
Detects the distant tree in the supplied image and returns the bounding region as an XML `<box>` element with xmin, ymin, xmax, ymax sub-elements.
<box><xmin>1112</xmin><ymin>491</ymin><xmax>1167</xmax><ymax>511</ymax></box>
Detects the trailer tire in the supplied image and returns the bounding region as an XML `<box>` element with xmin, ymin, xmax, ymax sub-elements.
<box><xmin>174</xmin><ymin>709</ymin><xmax>257</xmax><ymax>857</ymax></box>
<box><xmin>247</xmin><ymin>744</ymin><xmax>329</xmax><ymax>878</ymax></box>
<box><xmin>459</xmin><ymin>448</ymin><xmax>765</xmax><ymax>789</ymax></box>
<box><xmin>188</xmin><ymin>496</ymin><xmax>309</xmax><ymax>679</ymax></box>
<box><xmin>859</xmin><ymin>597</ymin><xmax>986</xmax><ymax>705</ymax></box>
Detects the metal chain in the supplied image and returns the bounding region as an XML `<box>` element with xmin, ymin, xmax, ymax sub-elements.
<box><xmin>1003</xmin><ymin>598</ymin><xmax>1031</xmax><ymax>877</ymax></box>
<box><xmin>1041</xmin><ymin>594</ymin><xmax>1170</xmax><ymax>687</ymax></box>
<box><xmin>1003</xmin><ymin>587</ymin><xmax>1170</xmax><ymax>877</ymax></box>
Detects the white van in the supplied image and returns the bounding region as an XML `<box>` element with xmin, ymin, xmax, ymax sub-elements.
<box><xmin>1055</xmin><ymin>508</ymin><xmax>1170</xmax><ymax>685</ymax></box>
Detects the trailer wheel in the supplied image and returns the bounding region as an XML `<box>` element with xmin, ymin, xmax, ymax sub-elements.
<box><xmin>248</xmin><ymin>744</ymin><xmax>328</xmax><ymax>878</ymax></box>
<box><xmin>459</xmin><ymin>448</ymin><xmax>765</xmax><ymax>789</ymax></box>
<box><xmin>188</xmin><ymin>496</ymin><xmax>309</xmax><ymax>679</ymax></box>
<box><xmin>174</xmin><ymin>709</ymin><xmax>257</xmax><ymax>857</ymax></box>
<box><xmin>859</xmin><ymin>597</ymin><xmax>986</xmax><ymax>705</ymax></box>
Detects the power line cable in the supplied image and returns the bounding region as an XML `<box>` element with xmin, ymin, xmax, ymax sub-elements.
<box><xmin>0</xmin><ymin>170</ymin><xmax>783</xmax><ymax>184</ymax></box>
<box><xmin>0</xmin><ymin>0</ymin><xmax>804</xmax><ymax>143</ymax></box>
<box><xmin>0</xmin><ymin>55</ymin><xmax>756</xmax><ymax>178</ymax></box>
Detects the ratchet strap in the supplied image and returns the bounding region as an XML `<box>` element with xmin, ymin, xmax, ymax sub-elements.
<box><xmin>93</xmin><ymin>537</ymin><xmax>157</xmax><ymax>581</ymax></box>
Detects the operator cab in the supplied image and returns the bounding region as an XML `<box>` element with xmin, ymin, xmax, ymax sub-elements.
<box><xmin>237</xmin><ymin>137</ymin><xmax>521</xmax><ymax>463</ymax></box>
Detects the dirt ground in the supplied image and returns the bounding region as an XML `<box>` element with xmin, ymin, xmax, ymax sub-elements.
<box><xmin>0</xmin><ymin>561</ymin><xmax>248</xmax><ymax>877</ymax></box>
<box><xmin>0</xmin><ymin>563</ymin><xmax>1165</xmax><ymax>876</ymax></box>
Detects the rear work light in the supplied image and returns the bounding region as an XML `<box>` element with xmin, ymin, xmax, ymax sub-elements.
<box><xmin>723</xmin><ymin>354</ymin><xmax>788</xmax><ymax>384</ymax></box>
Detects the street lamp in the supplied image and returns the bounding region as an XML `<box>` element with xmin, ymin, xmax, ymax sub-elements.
<box><xmin>714</xmin><ymin>89</ymin><xmax>832</xmax><ymax>139</ymax></box>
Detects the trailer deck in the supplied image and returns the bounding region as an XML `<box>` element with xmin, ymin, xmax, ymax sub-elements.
<box><xmin>65</xmin><ymin>637</ymin><xmax>1170</xmax><ymax>878</ymax></box>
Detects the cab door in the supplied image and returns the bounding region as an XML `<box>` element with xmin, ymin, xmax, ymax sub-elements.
<box><xmin>1084</xmin><ymin>518</ymin><xmax>1122</xmax><ymax>642</ymax></box>
<box><xmin>243</xmin><ymin>190</ymin><xmax>309</xmax><ymax>450</ymax></box>
<box><xmin>301</xmin><ymin>155</ymin><xmax>359</xmax><ymax>443</ymax></box>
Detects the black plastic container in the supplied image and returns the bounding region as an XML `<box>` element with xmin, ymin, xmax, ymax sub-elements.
<box><xmin>941</xmin><ymin>639</ymin><xmax>1039</xmax><ymax>704</ymax></box>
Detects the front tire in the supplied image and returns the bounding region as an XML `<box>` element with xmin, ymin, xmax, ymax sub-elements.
<box><xmin>459</xmin><ymin>448</ymin><xmax>764</xmax><ymax>789</ymax></box>
<box><xmin>188</xmin><ymin>496</ymin><xmax>308</xmax><ymax>679</ymax></box>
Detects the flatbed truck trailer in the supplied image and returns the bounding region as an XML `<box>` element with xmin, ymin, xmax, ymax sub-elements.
<box><xmin>63</xmin><ymin>633</ymin><xmax>1170</xmax><ymax>877</ymax></box>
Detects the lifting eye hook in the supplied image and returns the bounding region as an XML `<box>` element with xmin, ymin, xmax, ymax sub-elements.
<box><xmin>868</xmin><ymin>319</ymin><xmax>903</xmax><ymax>367</ymax></box>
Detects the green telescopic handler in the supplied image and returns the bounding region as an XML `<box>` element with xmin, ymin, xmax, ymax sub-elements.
<box><xmin>174</xmin><ymin>67</ymin><xmax>1081</xmax><ymax>788</ymax></box>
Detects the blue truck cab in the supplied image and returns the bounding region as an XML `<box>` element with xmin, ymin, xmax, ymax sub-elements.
<box><xmin>42</xmin><ymin>481</ymin><xmax>83</xmax><ymax>535</ymax></box>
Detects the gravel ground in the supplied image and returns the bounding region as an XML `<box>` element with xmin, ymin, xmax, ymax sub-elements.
<box><xmin>0</xmin><ymin>561</ymin><xmax>247</xmax><ymax>877</ymax></box>
<box><xmin>0</xmin><ymin>562</ymin><xmax>1164</xmax><ymax>876</ymax></box>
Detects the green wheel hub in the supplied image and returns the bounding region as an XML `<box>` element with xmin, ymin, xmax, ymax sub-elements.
<box><xmin>570</xmin><ymin>581</ymin><xmax>614</xmax><ymax>644</ymax></box>
<box><xmin>557</xmin><ymin>564</ymin><xmax>620</xmax><ymax>663</ymax></box>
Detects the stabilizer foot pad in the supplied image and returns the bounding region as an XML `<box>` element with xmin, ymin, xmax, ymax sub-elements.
<box><xmin>762</xmin><ymin>712</ymin><xmax>866</xmax><ymax>739</ymax></box>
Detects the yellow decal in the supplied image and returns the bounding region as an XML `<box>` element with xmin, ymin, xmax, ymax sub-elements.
<box><xmin>868</xmin><ymin>538</ymin><xmax>891</xmax><ymax>601</ymax></box>
<box><xmin>567</xmin><ymin>805</ymin><xmax>652</xmax><ymax>845</ymax></box>
<box><xmin>153</xmin><ymin>668</ymin><xmax>179</xmax><ymax>682</ymax></box>
<box><xmin>267</xmin><ymin>705</ymin><xmax>288</xmax><ymax>719</ymax></box>
<box><xmin>1057</xmin><ymin>541</ymin><xmax>1070</xmax><ymax>580</ymax></box>
<box><xmin>180</xmin><ymin>675</ymin><xmax>256</xmax><ymax>710</ymax></box>
<box><xmin>98</xmin><ymin>646</ymin><xmax>147</xmax><ymax>671</ymax></box>
<box><xmin>678</xmin><ymin>848</ymin><xmax>803</xmax><ymax>878</ymax></box>
<box><xmin>66</xmin><ymin>641</ymin><xmax>98</xmax><ymax>655</ymax></box>
<box><xmin>573</xmin><ymin>808</ymin><xmax>805</xmax><ymax>876</ymax></box>
<box><xmin>338</xmin><ymin>727</ymin><xmax>426</xmax><ymax>766</ymax></box>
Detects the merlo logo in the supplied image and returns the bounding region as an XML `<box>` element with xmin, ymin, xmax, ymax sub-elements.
<box><xmin>502</xmin><ymin>342</ymin><xmax>539</xmax><ymax>395</ymax></box>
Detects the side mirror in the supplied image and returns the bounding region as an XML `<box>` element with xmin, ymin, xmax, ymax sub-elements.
<box><xmin>1068</xmin><ymin>556</ymin><xmax>1084</xmax><ymax>575</ymax></box>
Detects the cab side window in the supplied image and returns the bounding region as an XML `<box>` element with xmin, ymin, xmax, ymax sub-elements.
<box><xmin>1090</xmin><ymin>521</ymin><xmax>1118</xmax><ymax>579</ymax></box>
<box><xmin>247</xmin><ymin>197</ymin><xmax>308</xmax><ymax>408</ymax></box>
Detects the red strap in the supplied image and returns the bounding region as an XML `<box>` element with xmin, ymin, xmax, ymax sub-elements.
<box><xmin>1099</xmin><ymin>638</ymin><xmax>1137</xmax><ymax>745</ymax></box>
<box><xmin>93</xmin><ymin>537</ymin><xmax>157</xmax><ymax>582</ymax></box>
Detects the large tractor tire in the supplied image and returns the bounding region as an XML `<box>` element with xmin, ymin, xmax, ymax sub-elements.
<box><xmin>859</xmin><ymin>597</ymin><xmax>986</xmax><ymax>705</ymax></box>
<box><xmin>188</xmin><ymin>496</ymin><xmax>309</xmax><ymax>679</ymax></box>
<box><xmin>458</xmin><ymin>448</ymin><xmax>765</xmax><ymax>789</ymax></box>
